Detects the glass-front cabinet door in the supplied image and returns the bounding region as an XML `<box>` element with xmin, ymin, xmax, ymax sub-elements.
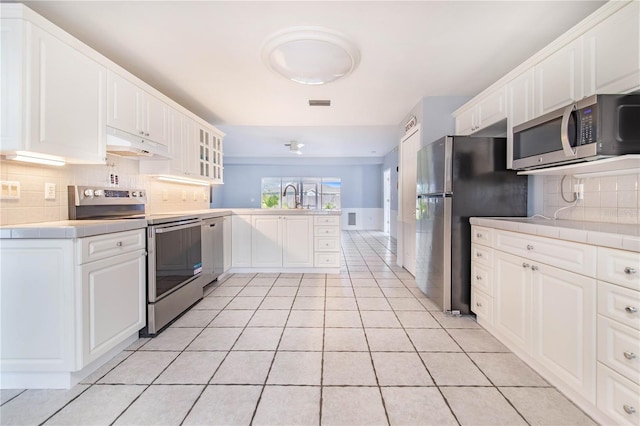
<box><xmin>198</xmin><ymin>127</ymin><xmax>211</xmax><ymax>179</ymax></box>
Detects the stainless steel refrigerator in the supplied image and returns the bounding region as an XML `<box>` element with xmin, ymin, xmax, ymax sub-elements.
<box><xmin>415</xmin><ymin>135</ymin><xmax>528</xmax><ymax>314</ymax></box>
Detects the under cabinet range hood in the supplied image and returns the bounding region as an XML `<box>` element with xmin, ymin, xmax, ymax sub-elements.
<box><xmin>106</xmin><ymin>127</ymin><xmax>171</xmax><ymax>159</ymax></box>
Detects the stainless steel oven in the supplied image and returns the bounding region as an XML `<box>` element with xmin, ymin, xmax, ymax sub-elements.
<box><xmin>145</xmin><ymin>216</ymin><xmax>203</xmax><ymax>335</ymax></box>
<box><xmin>69</xmin><ymin>185</ymin><xmax>204</xmax><ymax>336</ymax></box>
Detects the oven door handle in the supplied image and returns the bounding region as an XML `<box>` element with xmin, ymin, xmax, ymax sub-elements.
<box><xmin>153</xmin><ymin>219</ymin><xmax>201</xmax><ymax>234</ymax></box>
<box><xmin>560</xmin><ymin>103</ymin><xmax>577</xmax><ymax>158</ymax></box>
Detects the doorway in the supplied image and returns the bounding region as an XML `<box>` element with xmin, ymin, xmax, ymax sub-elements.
<box><xmin>400</xmin><ymin>126</ymin><xmax>420</xmax><ymax>276</ymax></box>
<box><xmin>383</xmin><ymin>168</ymin><xmax>391</xmax><ymax>234</ymax></box>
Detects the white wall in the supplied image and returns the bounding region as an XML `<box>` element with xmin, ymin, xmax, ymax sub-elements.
<box><xmin>340</xmin><ymin>208</ymin><xmax>383</xmax><ymax>231</ymax></box>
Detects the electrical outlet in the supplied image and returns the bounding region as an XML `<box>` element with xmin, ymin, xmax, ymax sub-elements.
<box><xmin>181</xmin><ymin>190</ymin><xmax>187</xmax><ymax>201</ymax></box>
<box><xmin>0</xmin><ymin>181</ymin><xmax>20</xmax><ymax>199</ymax></box>
<box><xmin>193</xmin><ymin>191</ymin><xmax>198</xmax><ymax>201</ymax></box>
<box><xmin>203</xmin><ymin>191</ymin><xmax>208</xmax><ymax>202</ymax></box>
<box><xmin>44</xmin><ymin>183</ymin><xmax>56</xmax><ymax>200</ymax></box>
<box><xmin>162</xmin><ymin>190</ymin><xmax>168</xmax><ymax>201</ymax></box>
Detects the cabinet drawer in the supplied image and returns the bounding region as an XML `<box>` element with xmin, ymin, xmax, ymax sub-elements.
<box><xmin>315</xmin><ymin>226</ymin><xmax>339</xmax><ymax>237</ymax></box>
<box><xmin>471</xmin><ymin>226</ymin><xmax>493</xmax><ymax>247</ymax></box>
<box><xmin>495</xmin><ymin>230</ymin><xmax>596</xmax><ymax>277</ymax></box>
<box><xmin>598</xmin><ymin>247</ymin><xmax>640</xmax><ymax>291</ymax></box>
<box><xmin>471</xmin><ymin>244</ymin><xmax>493</xmax><ymax>267</ymax></box>
<box><xmin>315</xmin><ymin>252</ymin><xmax>340</xmax><ymax>268</ymax></box>
<box><xmin>471</xmin><ymin>289</ymin><xmax>493</xmax><ymax>323</ymax></box>
<box><xmin>598</xmin><ymin>315</ymin><xmax>640</xmax><ymax>384</ymax></box>
<box><xmin>597</xmin><ymin>363</ymin><xmax>640</xmax><ymax>426</ymax></box>
<box><xmin>472</xmin><ymin>262</ymin><xmax>493</xmax><ymax>296</ymax></box>
<box><xmin>314</xmin><ymin>237</ymin><xmax>340</xmax><ymax>252</ymax></box>
<box><xmin>77</xmin><ymin>229</ymin><xmax>146</xmax><ymax>264</ymax></box>
<box><xmin>599</xmin><ymin>281</ymin><xmax>640</xmax><ymax>330</ymax></box>
<box><xmin>314</xmin><ymin>215</ymin><xmax>340</xmax><ymax>226</ymax></box>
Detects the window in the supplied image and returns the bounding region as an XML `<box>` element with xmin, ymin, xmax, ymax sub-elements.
<box><xmin>261</xmin><ymin>177</ymin><xmax>341</xmax><ymax>210</ymax></box>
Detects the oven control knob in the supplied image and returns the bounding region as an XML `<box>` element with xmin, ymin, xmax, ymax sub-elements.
<box><xmin>94</xmin><ymin>190</ymin><xmax>104</xmax><ymax>197</ymax></box>
<box><xmin>83</xmin><ymin>189</ymin><xmax>94</xmax><ymax>198</ymax></box>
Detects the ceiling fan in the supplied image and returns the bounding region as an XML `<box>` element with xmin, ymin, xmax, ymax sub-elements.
<box><xmin>284</xmin><ymin>141</ymin><xmax>304</xmax><ymax>155</ymax></box>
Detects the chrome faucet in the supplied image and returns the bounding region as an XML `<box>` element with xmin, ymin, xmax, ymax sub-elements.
<box><xmin>282</xmin><ymin>184</ymin><xmax>301</xmax><ymax>208</ymax></box>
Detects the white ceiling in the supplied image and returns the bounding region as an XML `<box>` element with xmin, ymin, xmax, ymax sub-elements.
<box><xmin>23</xmin><ymin>0</ymin><xmax>605</xmax><ymax>159</ymax></box>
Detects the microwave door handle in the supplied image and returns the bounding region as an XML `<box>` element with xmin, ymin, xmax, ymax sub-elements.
<box><xmin>560</xmin><ymin>103</ymin><xmax>577</xmax><ymax>157</ymax></box>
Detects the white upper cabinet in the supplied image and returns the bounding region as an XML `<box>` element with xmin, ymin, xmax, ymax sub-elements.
<box><xmin>508</xmin><ymin>69</ymin><xmax>535</xmax><ymax>128</ymax></box>
<box><xmin>534</xmin><ymin>38</ymin><xmax>583</xmax><ymax>116</ymax></box>
<box><xmin>1</xmin><ymin>19</ymin><xmax>106</xmax><ymax>164</ymax></box>
<box><xmin>106</xmin><ymin>71</ymin><xmax>138</xmax><ymax>136</ymax></box>
<box><xmin>107</xmin><ymin>70</ymin><xmax>168</xmax><ymax>146</ymax></box>
<box><xmin>454</xmin><ymin>86</ymin><xmax>506</xmax><ymax>135</ymax></box>
<box><xmin>583</xmin><ymin>1</ymin><xmax>640</xmax><ymax>97</ymax></box>
<box><xmin>455</xmin><ymin>108</ymin><xmax>476</xmax><ymax>135</ymax></box>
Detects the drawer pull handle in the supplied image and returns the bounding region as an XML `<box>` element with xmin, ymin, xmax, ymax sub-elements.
<box><xmin>625</xmin><ymin>306</ymin><xmax>638</xmax><ymax>314</ymax></box>
<box><xmin>476</xmin><ymin>302</ymin><xmax>482</xmax><ymax>308</ymax></box>
<box><xmin>475</xmin><ymin>275</ymin><xmax>482</xmax><ymax>281</ymax></box>
<box><xmin>522</xmin><ymin>263</ymin><xmax>530</xmax><ymax>268</ymax></box>
<box><xmin>476</xmin><ymin>233</ymin><xmax>483</xmax><ymax>238</ymax></box>
<box><xmin>531</xmin><ymin>265</ymin><xmax>539</xmax><ymax>271</ymax></box>
<box><xmin>624</xmin><ymin>267</ymin><xmax>637</xmax><ymax>275</ymax></box>
<box><xmin>526</xmin><ymin>244</ymin><xmax>534</xmax><ymax>250</ymax></box>
<box><xmin>476</xmin><ymin>253</ymin><xmax>483</xmax><ymax>258</ymax></box>
<box><xmin>116</xmin><ymin>241</ymin><xmax>123</xmax><ymax>247</ymax></box>
<box><xmin>623</xmin><ymin>405</ymin><xmax>636</xmax><ymax>415</ymax></box>
<box><xmin>623</xmin><ymin>351</ymin><xmax>636</xmax><ymax>360</ymax></box>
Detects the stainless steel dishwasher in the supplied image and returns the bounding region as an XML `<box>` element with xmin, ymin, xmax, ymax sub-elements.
<box><xmin>201</xmin><ymin>216</ymin><xmax>224</xmax><ymax>286</ymax></box>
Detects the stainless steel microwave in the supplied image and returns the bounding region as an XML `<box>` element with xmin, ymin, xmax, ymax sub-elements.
<box><xmin>512</xmin><ymin>94</ymin><xmax>640</xmax><ymax>170</ymax></box>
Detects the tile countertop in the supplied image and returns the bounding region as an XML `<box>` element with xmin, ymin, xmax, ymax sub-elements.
<box><xmin>0</xmin><ymin>209</ymin><xmax>339</xmax><ymax>239</ymax></box>
<box><xmin>470</xmin><ymin>217</ymin><xmax>640</xmax><ymax>252</ymax></box>
<box><xmin>0</xmin><ymin>219</ymin><xmax>149</xmax><ymax>239</ymax></box>
<box><xmin>230</xmin><ymin>208</ymin><xmax>341</xmax><ymax>216</ymax></box>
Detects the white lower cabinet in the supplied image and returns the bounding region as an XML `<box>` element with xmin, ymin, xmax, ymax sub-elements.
<box><xmin>470</xmin><ymin>224</ymin><xmax>636</xmax><ymax>424</ymax></box>
<box><xmin>231</xmin><ymin>213</ymin><xmax>340</xmax><ymax>271</ymax></box>
<box><xmin>231</xmin><ymin>215</ymin><xmax>252</xmax><ymax>267</ymax></box>
<box><xmin>493</xmin><ymin>250</ymin><xmax>532</xmax><ymax>353</ymax></box>
<box><xmin>252</xmin><ymin>215</ymin><xmax>313</xmax><ymax>268</ymax></box>
<box><xmin>78</xmin><ymin>250</ymin><xmax>145</xmax><ymax>366</ymax></box>
<box><xmin>532</xmin><ymin>262</ymin><xmax>596</xmax><ymax>401</ymax></box>
<box><xmin>252</xmin><ymin>216</ymin><xmax>283</xmax><ymax>267</ymax></box>
<box><xmin>0</xmin><ymin>228</ymin><xmax>146</xmax><ymax>389</ymax></box>
<box><xmin>223</xmin><ymin>216</ymin><xmax>232</xmax><ymax>272</ymax></box>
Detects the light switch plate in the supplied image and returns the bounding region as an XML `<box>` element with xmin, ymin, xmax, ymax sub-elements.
<box><xmin>0</xmin><ymin>181</ymin><xmax>20</xmax><ymax>199</ymax></box>
<box><xmin>44</xmin><ymin>182</ymin><xmax>56</xmax><ymax>200</ymax></box>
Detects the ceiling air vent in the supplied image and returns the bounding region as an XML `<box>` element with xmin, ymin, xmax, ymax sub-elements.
<box><xmin>309</xmin><ymin>100</ymin><xmax>331</xmax><ymax>107</ymax></box>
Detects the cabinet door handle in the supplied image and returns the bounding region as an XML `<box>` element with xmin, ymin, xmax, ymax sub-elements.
<box><xmin>522</xmin><ymin>263</ymin><xmax>530</xmax><ymax>268</ymax></box>
<box><xmin>623</xmin><ymin>405</ymin><xmax>636</xmax><ymax>415</ymax></box>
<box><xmin>116</xmin><ymin>241</ymin><xmax>123</xmax><ymax>247</ymax></box>
<box><xmin>625</xmin><ymin>306</ymin><xmax>638</xmax><ymax>314</ymax></box>
<box><xmin>145</xmin><ymin>132</ymin><xmax>150</xmax><ymax>137</ymax></box>
<box><xmin>531</xmin><ymin>265</ymin><xmax>539</xmax><ymax>271</ymax></box>
<box><xmin>476</xmin><ymin>253</ymin><xmax>483</xmax><ymax>258</ymax></box>
<box><xmin>624</xmin><ymin>267</ymin><xmax>637</xmax><ymax>275</ymax></box>
<box><xmin>139</xmin><ymin>130</ymin><xmax>144</xmax><ymax>135</ymax></box>
<box><xmin>623</xmin><ymin>351</ymin><xmax>636</xmax><ymax>360</ymax></box>
<box><xmin>526</xmin><ymin>244</ymin><xmax>534</xmax><ymax>250</ymax></box>
<box><xmin>476</xmin><ymin>233</ymin><xmax>483</xmax><ymax>238</ymax></box>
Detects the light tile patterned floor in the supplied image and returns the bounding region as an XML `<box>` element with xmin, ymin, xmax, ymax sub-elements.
<box><xmin>0</xmin><ymin>231</ymin><xmax>597</xmax><ymax>426</ymax></box>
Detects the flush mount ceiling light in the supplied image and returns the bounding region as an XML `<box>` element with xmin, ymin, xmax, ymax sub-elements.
<box><xmin>263</xmin><ymin>27</ymin><xmax>360</xmax><ymax>85</ymax></box>
<box><xmin>285</xmin><ymin>141</ymin><xmax>304</xmax><ymax>155</ymax></box>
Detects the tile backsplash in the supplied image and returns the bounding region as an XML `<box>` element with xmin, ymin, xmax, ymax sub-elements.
<box><xmin>543</xmin><ymin>173</ymin><xmax>639</xmax><ymax>224</ymax></box>
<box><xmin>0</xmin><ymin>155</ymin><xmax>211</xmax><ymax>225</ymax></box>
